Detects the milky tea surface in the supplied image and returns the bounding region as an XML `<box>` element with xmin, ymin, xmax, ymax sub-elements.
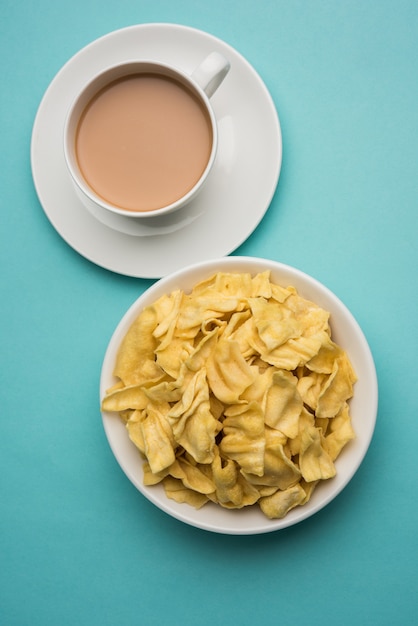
<box><xmin>76</xmin><ymin>74</ymin><xmax>213</xmax><ymax>212</ymax></box>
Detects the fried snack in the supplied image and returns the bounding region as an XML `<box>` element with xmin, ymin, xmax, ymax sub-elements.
<box><xmin>102</xmin><ymin>271</ymin><xmax>357</xmax><ymax>519</ymax></box>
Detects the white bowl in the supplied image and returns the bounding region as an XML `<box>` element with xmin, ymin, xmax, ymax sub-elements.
<box><xmin>100</xmin><ymin>257</ymin><xmax>378</xmax><ymax>534</ymax></box>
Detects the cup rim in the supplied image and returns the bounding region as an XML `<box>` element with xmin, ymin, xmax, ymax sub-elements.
<box><xmin>63</xmin><ymin>60</ymin><xmax>219</xmax><ymax>219</ymax></box>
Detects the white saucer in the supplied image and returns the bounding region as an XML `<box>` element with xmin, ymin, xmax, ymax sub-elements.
<box><xmin>31</xmin><ymin>24</ymin><xmax>282</xmax><ymax>278</ymax></box>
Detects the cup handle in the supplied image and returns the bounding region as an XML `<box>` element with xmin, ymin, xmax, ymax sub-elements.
<box><xmin>191</xmin><ymin>52</ymin><xmax>230</xmax><ymax>98</ymax></box>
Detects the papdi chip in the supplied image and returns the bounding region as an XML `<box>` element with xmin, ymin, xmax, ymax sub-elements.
<box><xmin>102</xmin><ymin>272</ymin><xmax>357</xmax><ymax>519</ymax></box>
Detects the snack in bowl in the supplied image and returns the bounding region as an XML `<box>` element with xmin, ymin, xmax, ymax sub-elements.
<box><xmin>100</xmin><ymin>259</ymin><xmax>371</xmax><ymax>530</ymax></box>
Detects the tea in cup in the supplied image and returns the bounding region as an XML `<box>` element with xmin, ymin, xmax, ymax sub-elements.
<box><xmin>64</xmin><ymin>53</ymin><xmax>230</xmax><ymax>219</ymax></box>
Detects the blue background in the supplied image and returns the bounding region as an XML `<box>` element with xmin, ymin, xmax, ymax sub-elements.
<box><xmin>1</xmin><ymin>1</ymin><xmax>417</xmax><ymax>624</ymax></box>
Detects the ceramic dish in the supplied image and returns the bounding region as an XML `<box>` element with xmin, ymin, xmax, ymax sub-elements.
<box><xmin>31</xmin><ymin>24</ymin><xmax>282</xmax><ymax>278</ymax></box>
<box><xmin>100</xmin><ymin>257</ymin><xmax>378</xmax><ymax>534</ymax></box>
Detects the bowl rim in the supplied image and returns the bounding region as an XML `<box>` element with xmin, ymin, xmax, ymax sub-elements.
<box><xmin>100</xmin><ymin>256</ymin><xmax>378</xmax><ymax>534</ymax></box>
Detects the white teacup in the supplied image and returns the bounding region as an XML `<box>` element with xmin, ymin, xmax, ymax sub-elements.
<box><xmin>64</xmin><ymin>52</ymin><xmax>230</xmax><ymax>219</ymax></box>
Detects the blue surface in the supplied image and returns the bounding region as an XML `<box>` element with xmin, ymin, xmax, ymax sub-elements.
<box><xmin>1</xmin><ymin>2</ymin><xmax>417</xmax><ymax>624</ymax></box>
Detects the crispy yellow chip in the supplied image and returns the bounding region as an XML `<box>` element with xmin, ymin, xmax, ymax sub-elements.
<box><xmin>141</xmin><ymin>405</ymin><xmax>176</xmax><ymax>474</ymax></box>
<box><xmin>126</xmin><ymin>410</ymin><xmax>146</xmax><ymax>454</ymax></box>
<box><xmin>167</xmin><ymin>368</ymin><xmax>218</xmax><ymax>463</ymax></box>
<box><xmin>210</xmin><ymin>452</ymin><xmax>260</xmax><ymax>508</ymax></box>
<box><xmin>142</xmin><ymin>461</ymin><xmax>170</xmax><ymax>486</ymax></box>
<box><xmin>169</xmin><ymin>458</ymin><xmax>215</xmax><ymax>495</ymax></box>
<box><xmin>242</xmin><ymin>426</ymin><xmax>301</xmax><ymax>490</ymax></box>
<box><xmin>155</xmin><ymin>336</ymin><xmax>194</xmax><ymax>379</ymax></box>
<box><xmin>259</xmin><ymin>483</ymin><xmax>307</xmax><ymax>519</ymax></box>
<box><xmin>185</xmin><ymin>326</ymin><xmax>222</xmax><ymax>373</ymax></box>
<box><xmin>286</xmin><ymin>407</ymin><xmax>315</xmax><ymax>457</ymax></box>
<box><xmin>220</xmin><ymin>401</ymin><xmax>265</xmax><ymax>476</ymax></box>
<box><xmin>264</xmin><ymin>370</ymin><xmax>303</xmax><ymax>438</ymax></box>
<box><xmin>162</xmin><ymin>476</ymin><xmax>209</xmax><ymax>509</ymax></box>
<box><xmin>206</xmin><ymin>339</ymin><xmax>256</xmax><ymax>404</ymax></box>
<box><xmin>299</xmin><ymin>425</ymin><xmax>336</xmax><ymax>482</ymax></box>
<box><xmin>113</xmin><ymin>306</ymin><xmax>160</xmax><ymax>385</ymax></box>
<box><xmin>101</xmin><ymin>271</ymin><xmax>357</xmax><ymax>520</ymax></box>
<box><xmin>261</xmin><ymin>330</ymin><xmax>331</xmax><ymax>371</ymax></box>
<box><xmin>220</xmin><ymin>310</ymin><xmax>254</xmax><ymax>358</ymax></box>
<box><xmin>306</xmin><ymin>336</ymin><xmax>344</xmax><ymax>374</ymax></box>
<box><xmin>101</xmin><ymin>384</ymin><xmax>150</xmax><ymax>412</ymax></box>
<box><xmin>323</xmin><ymin>403</ymin><xmax>356</xmax><ymax>460</ymax></box>
<box><xmin>296</xmin><ymin>371</ymin><xmax>326</xmax><ymax>412</ymax></box>
<box><xmin>152</xmin><ymin>290</ymin><xmax>184</xmax><ymax>343</ymax></box>
<box><xmin>249</xmin><ymin>297</ymin><xmax>300</xmax><ymax>352</ymax></box>
<box><xmin>316</xmin><ymin>354</ymin><xmax>357</xmax><ymax>418</ymax></box>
